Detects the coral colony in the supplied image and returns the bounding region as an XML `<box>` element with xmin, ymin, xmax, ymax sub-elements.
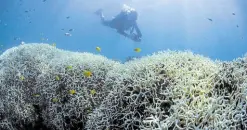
<box><xmin>0</xmin><ymin>43</ymin><xmax>247</xmax><ymax>130</ymax></box>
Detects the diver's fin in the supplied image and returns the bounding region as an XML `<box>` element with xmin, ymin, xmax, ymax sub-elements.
<box><xmin>94</xmin><ymin>9</ymin><xmax>103</xmax><ymax>15</ymax></box>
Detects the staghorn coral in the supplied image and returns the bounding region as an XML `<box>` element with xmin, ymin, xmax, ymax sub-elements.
<box><xmin>0</xmin><ymin>44</ymin><xmax>247</xmax><ymax>130</ymax></box>
<box><xmin>210</xmin><ymin>57</ymin><xmax>247</xmax><ymax>129</ymax></box>
<box><xmin>0</xmin><ymin>43</ymin><xmax>121</xmax><ymax>130</ymax></box>
<box><xmin>85</xmin><ymin>51</ymin><xmax>220</xmax><ymax>130</ymax></box>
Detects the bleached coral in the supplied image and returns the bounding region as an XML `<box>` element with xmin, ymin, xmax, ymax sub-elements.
<box><xmin>0</xmin><ymin>44</ymin><xmax>247</xmax><ymax>130</ymax></box>
<box><xmin>0</xmin><ymin>43</ymin><xmax>121</xmax><ymax>130</ymax></box>
<box><xmin>85</xmin><ymin>51</ymin><xmax>220</xmax><ymax>129</ymax></box>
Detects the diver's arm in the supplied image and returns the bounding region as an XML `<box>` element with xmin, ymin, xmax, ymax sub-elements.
<box><xmin>117</xmin><ymin>30</ymin><xmax>130</xmax><ymax>38</ymax></box>
<box><xmin>130</xmin><ymin>26</ymin><xmax>134</xmax><ymax>34</ymax></box>
<box><xmin>134</xmin><ymin>22</ymin><xmax>142</xmax><ymax>37</ymax></box>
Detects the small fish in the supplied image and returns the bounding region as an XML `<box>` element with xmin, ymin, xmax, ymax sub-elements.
<box><xmin>69</xmin><ymin>89</ymin><xmax>76</xmax><ymax>95</ymax></box>
<box><xmin>20</xmin><ymin>75</ymin><xmax>25</xmax><ymax>81</ymax></box>
<box><xmin>64</xmin><ymin>33</ymin><xmax>72</xmax><ymax>36</ymax></box>
<box><xmin>51</xmin><ymin>43</ymin><xmax>56</xmax><ymax>47</ymax></box>
<box><xmin>96</xmin><ymin>47</ymin><xmax>101</xmax><ymax>52</ymax></box>
<box><xmin>236</xmin><ymin>25</ymin><xmax>239</xmax><ymax>28</ymax></box>
<box><xmin>66</xmin><ymin>16</ymin><xmax>70</xmax><ymax>19</ymax></box>
<box><xmin>25</xmin><ymin>10</ymin><xmax>28</xmax><ymax>13</ymax></box>
<box><xmin>90</xmin><ymin>89</ymin><xmax>96</xmax><ymax>95</ymax></box>
<box><xmin>14</xmin><ymin>37</ymin><xmax>17</xmax><ymax>40</ymax></box>
<box><xmin>86</xmin><ymin>109</ymin><xmax>92</xmax><ymax>113</ymax></box>
<box><xmin>33</xmin><ymin>94</ymin><xmax>40</xmax><ymax>97</ymax></box>
<box><xmin>199</xmin><ymin>90</ymin><xmax>205</xmax><ymax>95</ymax></box>
<box><xmin>55</xmin><ymin>75</ymin><xmax>60</xmax><ymax>81</ymax></box>
<box><xmin>61</xmin><ymin>28</ymin><xmax>65</xmax><ymax>31</ymax></box>
<box><xmin>43</xmin><ymin>0</ymin><xmax>46</xmax><ymax>2</ymax></box>
<box><xmin>134</xmin><ymin>48</ymin><xmax>141</xmax><ymax>52</ymax></box>
<box><xmin>232</xmin><ymin>13</ymin><xmax>235</xmax><ymax>15</ymax></box>
<box><xmin>66</xmin><ymin>65</ymin><xmax>73</xmax><ymax>70</ymax></box>
<box><xmin>83</xmin><ymin>70</ymin><xmax>92</xmax><ymax>77</ymax></box>
<box><xmin>52</xmin><ymin>98</ymin><xmax>58</xmax><ymax>102</ymax></box>
<box><xmin>69</xmin><ymin>29</ymin><xmax>74</xmax><ymax>32</ymax></box>
<box><xmin>207</xmin><ymin>18</ymin><xmax>213</xmax><ymax>21</ymax></box>
<box><xmin>79</xmin><ymin>65</ymin><xmax>84</xmax><ymax>70</ymax></box>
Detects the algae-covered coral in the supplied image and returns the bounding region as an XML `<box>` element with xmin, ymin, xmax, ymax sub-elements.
<box><xmin>0</xmin><ymin>43</ymin><xmax>247</xmax><ymax>130</ymax></box>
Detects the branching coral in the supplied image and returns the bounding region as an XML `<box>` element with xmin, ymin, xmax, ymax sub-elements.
<box><xmin>0</xmin><ymin>44</ymin><xmax>121</xmax><ymax>130</ymax></box>
<box><xmin>0</xmin><ymin>44</ymin><xmax>247</xmax><ymax>130</ymax></box>
<box><xmin>86</xmin><ymin>51</ymin><xmax>220</xmax><ymax>130</ymax></box>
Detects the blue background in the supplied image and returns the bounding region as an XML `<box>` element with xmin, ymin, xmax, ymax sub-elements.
<box><xmin>0</xmin><ymin>0</ymin><xmax>246</xmax><ymax>62</ymax></box>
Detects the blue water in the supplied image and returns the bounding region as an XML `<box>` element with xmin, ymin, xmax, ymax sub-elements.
<box><xmin>0</xmin><ymin>0</ymin><xmax>246</xmax><ymax>62</ymax></box>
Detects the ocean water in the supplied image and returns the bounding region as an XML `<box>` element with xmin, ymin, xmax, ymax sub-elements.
<box><xmin>0</xmin><ymin>0</ymin><xmax>246</xmax><ymax>62</ymax></box>
<box><xmin>1</xmin><ymin>0</ymin><xmax>247</xmax><ymax>130</ymax></box>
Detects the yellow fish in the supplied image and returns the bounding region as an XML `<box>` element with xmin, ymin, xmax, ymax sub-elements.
<box><xmin>20</xmin><ymin>75</ymin><xmax>25</xmax><ymax>81</ymax></box>
<box><xmin>90</xmin><ymin>89</ymin><xmax>96</xmax><ymax>95</ymax></box>
<box><xmin>52</xmin><ymin>98</ymin><xmax>58</xmax><ymax>102</ymax></box>
<box><xmin>33</xmin><ymin>94</ymin><xmax>40</xmax><ymax>97</ymax></box>
<box><xmin>87</xmin><ymin>109</ymin><xmax>91</xmax><ymax>113</ymax></box>
<box><xmin>55</xmin><ymin>75</ymin><xmax>60</xmax><ymax>81</ymax></box>
<box><xmin>69</xmin><ymin>89</ymin><xmax>76</xmax><ymax>95</ymax></box>
<box><xmin>66</xmin><ymin>65</ymin><xmax>73</xmax><ymax>70</ymax></box>
<box><xmin>51</xmin><ymin>43</ymin><xmax>56</xmax><ymax>47</ymax></box>
<box><xmin>83</xmin><ymin>70</ymin><xmax>92</xmax><ymax>77</ymax></box>
<box><xmin>96</xmin><ymin>47</ymin><xmax>101</xmax><ymax>52</ymax></box>
<box><xmin>134</xmin><ymin>48</ymin><xmax>141</xmax><ymax>52</ymax></box>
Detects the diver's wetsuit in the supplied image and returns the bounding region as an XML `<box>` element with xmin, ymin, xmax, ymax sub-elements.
<box><xmin>97</xmin><ymin>8</ymin><xmax>142</xmax><ymax>42</ymax></box>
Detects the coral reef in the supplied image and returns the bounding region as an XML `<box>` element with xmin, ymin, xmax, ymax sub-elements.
<box><xmin>0</xmin><ymin>44</ymin><xmax>247</xmax><ymax>130</ymax></box>
<box><xmin>0</xmin><ymin>44</ymin><xmax>121</xmax><ymax>130</ymax></box>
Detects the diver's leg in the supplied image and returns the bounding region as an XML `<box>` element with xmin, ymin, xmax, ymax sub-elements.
<box><xmin>95</xmin><ymin>9</ymin><xmax>111</xmax><ymax>27</ymax></box>
<box><xmin>95</xmin><ymin>9</ymin><xmax>104</xmax><ymax>20</ymax></box>
<box><xmin>95</xmin><ymin>9</ymin><xmax>102</xmax><ymax>15</ymax></box>
<box><xmin>99</xmin><ymin>15</ymin><xmax>111</xmax><ymax>27</ymax></box>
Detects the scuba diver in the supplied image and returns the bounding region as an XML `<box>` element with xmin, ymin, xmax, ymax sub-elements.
<box><xmin>95</xmin><ymin>4</ymin><xmax>142</xmax><ymax>42</ymax></box>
